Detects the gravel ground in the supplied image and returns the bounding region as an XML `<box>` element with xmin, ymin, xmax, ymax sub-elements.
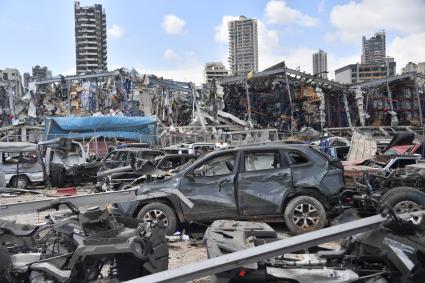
<box><xmin>0</xmin><ymin>191</ymin><xmax>340</xmax><ymax>282</ymax></box>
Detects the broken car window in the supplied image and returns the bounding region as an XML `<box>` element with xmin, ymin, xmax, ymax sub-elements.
<box><xmin>244</xmin><ymin>151</ymin><xmax>281</xmax><ymax>172</ymax></box>
<box><xmin>389</xmin><ymin>159</ymin><xmax>417</xmax><ymax>170</ymax></box>
<box><xmin>104</xmin><ymin>151</ymin><xmax>117</xmax><ymax>161</ymax></box>
<box><xmin>158</xmin><ymin>157</ymin><xmax>181</xmax><ymax>170</ymax></box>
<box><xmin>3</xmin><ymin>152</ymin><xmax>37</xmax><ymax>164</ymax></box>
<box><xmin>193</xmin><ymin>153</ymin><xmax>236</xmax><ymax>177</ymax></box>
<box><xmin>288</xmin><ymin>152</ymin><xmax>309</xmax><ymax>165</ymax></box>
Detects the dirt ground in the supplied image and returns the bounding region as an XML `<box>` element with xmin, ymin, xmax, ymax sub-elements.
<box><xmin>0</xmin><ymin>191</ymin><xmax>339</xmax><ymax>283</ymax></box>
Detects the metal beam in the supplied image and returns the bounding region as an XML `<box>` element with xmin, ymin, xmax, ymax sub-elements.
<box><xmin>0</xmin><ymin>189</ymin><xmax>137</xmax><ymax>216</ymax></box>
<box><xmin>124</xmin><ymin>211</ymin><xmax>424</xmax><ymax>283</ymax></box>
<box><xmin>354</xmin><ymin>73</ymin><xmax>414</xmax><ymax>89</ymax></box>
<box><xmin>221</xmin><ymin>66</ymin><xmax>346</xmax><ymax>90</ymax></box>
<box><xmin>148</xmin><ymin>77</ymin><xmax>192</xmax><ymax>93</ymax></box>
<box><xmin>35</xmin><ymin>71</ymin><xmax>117</xmax><ymax>85</ymax></box>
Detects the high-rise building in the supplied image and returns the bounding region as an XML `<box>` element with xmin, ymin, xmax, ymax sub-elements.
<box><xmin>361</xmin><ymin>31</ymin><xmax>386</xmax><ymax>64</ymax></box>
<box><xmin>204</xmin><ymin>62</ymin><xmax>229</xmax><ymax>83</ymax></box>
<box><xmin>312</xmin><ymin>49</ymin><xmax>328</xmax><ymax>79</ymax></box>
<box><xmin>74</xmin><ymin>1</ymin><xmax>107</xmax><ymax>74</ymax></box>
<box><xmin>228</xmin><ymin>16</ymin><xmax>258</xmax><ymax>75</ymax></box>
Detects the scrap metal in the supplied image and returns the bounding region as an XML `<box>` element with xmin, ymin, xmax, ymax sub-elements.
<box><xmin>124</xmin><ymin>210</ymin><xmax>425</xmax><ymax>283</ymax></box>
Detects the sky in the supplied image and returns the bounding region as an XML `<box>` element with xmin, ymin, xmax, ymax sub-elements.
<box><xmin>0</xmin><ymin>0</ymin><xmax>424</xmax><ymax>85</ymax></box>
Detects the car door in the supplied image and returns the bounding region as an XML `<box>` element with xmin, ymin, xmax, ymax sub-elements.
<box><xmin>104</xmin><ymin>151</ymin><xmax>128</xmax><ymax>169</ymax></box>
<box><xmin>237</xmin><ymin>149</ymin><xmax>292</xmax><ymax>216</ymax></box>
<box><xmin>178</xmin><ymin>152</ymin><xmax>238</xmax><ymax>221</ymax></box>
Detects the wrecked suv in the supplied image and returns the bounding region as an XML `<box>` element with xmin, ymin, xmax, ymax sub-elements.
<box><xmin>113</xmin><ymin>144</ymin><xmax>344</xmax><ymax>235</ymax></box>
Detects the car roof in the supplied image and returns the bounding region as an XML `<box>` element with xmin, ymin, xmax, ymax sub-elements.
<box><xmin>162</xmin><ymin>153</ymin><xmax>199</xmax><ymax>158</ymax></box>
<box><xmin>212</xmin><ymin>143</ymin><xmax>310</xmax><ymax>156</ymax></box>
<box><xmin>113</xmin><ymin>148</ymin><xmax>164</xmax><ymax>153</ymax></box>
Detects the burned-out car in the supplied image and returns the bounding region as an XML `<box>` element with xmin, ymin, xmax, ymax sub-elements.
<box><xmin>343</xmin><ymin>155</ymin><xmax>420</xmax><ymax>186</ymax></box>
<box><xmin>112</xmin><ymin>144</ymin><xmax>344</xmax><ymax>235</ymax></box>
<box><xmin>97</xmin><ymin>153</ymin><xmax>199</xmax><ymax>190</ymax></box>
<box><xmin>99</xmin><ymin>147</ymin><xmax>164</xmax><ymax>171</ymax></box>
<box><xmin>40</xmin><ymin>138</ymin><xmax>95</xmax><ymax>187</ymax></box>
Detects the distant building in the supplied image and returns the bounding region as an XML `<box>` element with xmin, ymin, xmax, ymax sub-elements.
<box><xmin>402</xmin><ymin>62</ymin><xmax>425</xmax><ymax>75</ymax></box>
<box><xmin>204</xmin><ymin>62</ymin><xmax>229</xmax><ymax>83</ymax></box>
<box><xmin>312</xmin><ymin>49</ymin><xmax>328</xmax><ymax>79</ymax></box>
<box><xmin>335</xmin><ymin>60</ymin><xmax>396</xmax><ymax>84</ymax></box>
<box><xmin>0</xmin><ymin>68</ymin><xmax>23</xmax><ymax>98</ymax></box>
<box><xmin>228</xmin><ymin>16</ymin><xmax>258</xmax><ymax>75</ymax></box>
<box><xmin>74</xmin><ymin>1</ymin><xmax>107</xmax><ymax>74</ymax></box>
<box><xmin>362</xmin><ymin>31</ymin><xmax>386</xmax><ymax>64</ymax></box>
<box><xmin>32</xmin><ymin>65</ymin><xmax>52</xmax><ymax>81</ymax></box>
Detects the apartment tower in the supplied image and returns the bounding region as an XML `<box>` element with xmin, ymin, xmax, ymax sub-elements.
<box><xmin>312</xmin><ymin>49</ymin><xmax>328</xmax><ymax>79</ymax></box>
<box><xmin>74</xmin><ymin>1</ymin><xmax>107</xmax><ymax>74</ymax></box>
<box><xmin>361</xmin><ymin>31</ymin><xmax>386</xmax><ymax>64</ymax></box>
<box><xmin>228</xmin><ymin>16</ymin><xmax>258</xmax><ymax>75</ymax></box>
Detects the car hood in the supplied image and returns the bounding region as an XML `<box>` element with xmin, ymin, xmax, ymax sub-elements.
<box><xmin>137</xmin><ymin>174</ymin><xmax>183</xmax><ymax>195</ymax></box>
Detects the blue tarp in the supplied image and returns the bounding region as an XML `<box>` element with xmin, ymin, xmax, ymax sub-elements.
<box><xmin>44</xmin><ymin>116</ymin><xmax>157</xmax><ymax>143</ymax></box>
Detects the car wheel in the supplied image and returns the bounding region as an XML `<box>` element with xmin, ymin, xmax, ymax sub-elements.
<box><xmin>137</xmin><ymin>203</ymin><xmax>177</xmax><ymax>235</ymax></box>
<box><xmin>12</xmin><ymin>175</ymin><xmax>30</xmax><ymax>190</ymax></box>
<box><xmin>117</xmin><ymin>183</ymin><xmax>130</xmax><ymax>191</ymax></box>
<box><xmin>284</xmin><ymin>195</ymin><xmax>327</xmax><ymax>235</ymax></box>
<box><xmin>381</xmin><ymin>187</ymin><xmax>425</xmax><ymax>226</ymax></box>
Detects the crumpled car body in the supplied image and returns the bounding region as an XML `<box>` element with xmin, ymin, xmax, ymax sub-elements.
<box><xmin>97</xmin><ymin>154</ymin><xmax>198</xmax><ymax>189</ymax></box>
<box><xmin>343</xmin><ymin>155</ymin><xmax>420</xmax><ymax>186</ymax></box>
<box><xmin>112</xmin><ymin>144</ymin><xmax>344</xmax><ymax>225</ymax></box>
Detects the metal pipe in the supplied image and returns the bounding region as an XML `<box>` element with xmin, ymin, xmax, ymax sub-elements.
<box><xmin>244</xmin><ymin>78</ymin><xmax>252</xmax><ymax>126</ymax></box>
<box><xmin>414</xmin><ymin>74</ymin><xmax>423</xmax><ymax>125</ymax></box>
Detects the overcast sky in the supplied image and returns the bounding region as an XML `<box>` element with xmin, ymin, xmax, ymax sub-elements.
<box><xmin>0</xmin><ymin>0</ymin><xmax>424</xmax><ymax>84</ymax></box>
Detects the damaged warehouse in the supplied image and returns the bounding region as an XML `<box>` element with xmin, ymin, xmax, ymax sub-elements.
<box><xmin>222</xmin><ymin>62</ymin><xmax>425</xmax><ymax>131</ymax></box>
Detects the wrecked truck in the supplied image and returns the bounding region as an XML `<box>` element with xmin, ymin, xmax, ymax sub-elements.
<box><xmin>112</xmin><ymin>144</ymin><xmax>345</xmax><ymax>235</ymax></box>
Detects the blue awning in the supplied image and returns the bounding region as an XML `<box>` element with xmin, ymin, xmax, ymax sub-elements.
<box><xmin>44</xmin><ymin>116</ymin><xmax>157</xmax><ymax>143</ymax></box>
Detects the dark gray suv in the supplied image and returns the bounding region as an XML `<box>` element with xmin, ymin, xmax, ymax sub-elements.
<box><xmin>112</xmin><ymin>144</ymin><xmax>344</xmax><ymax>235</ymax></box>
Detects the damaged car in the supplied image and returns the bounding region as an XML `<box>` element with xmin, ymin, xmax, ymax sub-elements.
<box><xmin>343</xmin><ymin>155</ymin><xmax>420</xmax><ymax>186</ymax></box>
<box><xmin>112</xmin><ymin>144</ymin><xmax>345</xmax><ymax>235</ymax></box>
<box><xmin>40</xmin><ymin>138</ymin><xmax>96</xmax><ymax>187</ymax></box>
<box><xmin>0</xmin><ymin>142</ymin><xmax>44</xmax><ymax>189</ymax></box>
<box><xmin>97</xmin><ymin>153</ymin><xmax>199</xmax><ymax>190</ymax></box>
<box><xmin>99</xmin><ymin>147</ymin><xmax>164</xmax><ymax>171</ymax></box>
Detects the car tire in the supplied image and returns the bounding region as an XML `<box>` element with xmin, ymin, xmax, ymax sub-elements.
<box><xmin>117</xmin><ymin>183</ymin><xmax>130</xmax><ymax>191</ymax></box>
<box><xmin>381</xmin><ymin>187</ymin><xmax>425</xmax><ymax>226</ymax></box>
<box><xmin>11</xmin><ymin>175</ymin><xmax>30</xmax><ymax>190</ymax></box>
<box><xmin>137</xmin><ymin>203</ymin><xmax>177</xmax><ymax>235</ymax></box>
<box><xmin>284</xmin><ymin>195</ymin><xmax>327</xmax><ymax>235</ymax></box>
